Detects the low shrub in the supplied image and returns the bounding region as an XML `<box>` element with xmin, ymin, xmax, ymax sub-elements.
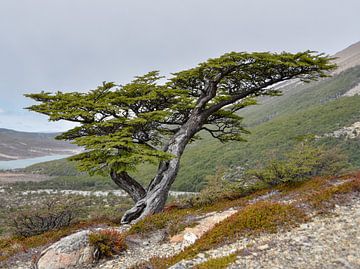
<box><xmin>178</xmin><ymin>167</ymin><xmax>264</xmax><ymax>209</ymax></box>
<box><xmin>12</xmin><ymin>200</ymin><xmax>77</xmax><ymax>237</ymax></box>
<box><xmin>89</xmin><ymin>229</ymin><xmax>127</xmax><ymax>261</ymax></box>
<box><xmin>306</xmin><ymin>175</ymin><xmax>360</xmax><ymax>210</ymax></box>
<box><xmin>247</xmin><ymin>142</ymin><xmax>348</xmax><ymax>186</ymax></box>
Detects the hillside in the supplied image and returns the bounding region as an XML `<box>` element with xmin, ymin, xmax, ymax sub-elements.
<box><xmin>3</xmin><ymin>171</ymin><xmax>359</xmax><ymax>268</ymax></box>
<box><xmin>333</xmin><ymin>41</ymin><xmax>360</xmax><ymax>74</ymax></box>
<box><xmin>96</xmin><ymin>174</ymin><xmax>360</xmax><ymax>269</ymax></box>
<box><xmin>0</xmin><ymin>128</ymin><xmax>79</xmax><ymax>161</ymax></box>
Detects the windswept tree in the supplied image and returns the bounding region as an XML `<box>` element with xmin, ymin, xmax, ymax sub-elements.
<box><xmin>26</xmin><ymin>51</ymin><xmax>335</xmax><ymax>223</ymax></box>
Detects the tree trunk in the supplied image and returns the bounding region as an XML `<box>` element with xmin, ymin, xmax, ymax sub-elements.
<box><xmin>110</xmin><ymin>171</ymin><xmax>146</xmax><ymax>202</ymax></box>
<box><xmin>121</xmin><ymin>115</ymin><xmax>203</xmax><ymax>224</ymax></box>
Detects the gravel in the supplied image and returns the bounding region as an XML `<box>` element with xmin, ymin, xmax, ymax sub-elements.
<box><xmin>171</xmin><ymin>196</ymin><xmax>360</xmax><ymax>269</ymax></box>
<box><xmin>6</xmin><ymin>187</ymin><xmax>360</xmax><ymax>269</ymax></box>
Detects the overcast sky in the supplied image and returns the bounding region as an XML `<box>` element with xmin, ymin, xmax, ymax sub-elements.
<box><xmin>0</xmin><ymin>0</ymin><xmax>359</xmax><ymax>132</ymax></box>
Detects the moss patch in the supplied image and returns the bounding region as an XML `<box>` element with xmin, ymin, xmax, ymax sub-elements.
<box><xmin>193</xmin><ymin>253</ymin><xmax>237</xmax><ymax>269</ymax></box>
<box><xmin>306</xmin><ymin>175</ymin><xmax>360</xmax><ymax>211</ymax></box>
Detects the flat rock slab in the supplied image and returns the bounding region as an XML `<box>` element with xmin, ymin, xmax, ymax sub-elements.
<box><xmin>170</xmin><ymin>208</ymin><xmax>238</xmax><ymax>244</ymax></box>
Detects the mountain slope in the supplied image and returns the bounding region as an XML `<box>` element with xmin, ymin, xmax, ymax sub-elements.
<box><xmin>0</xmin><ymin>128</ymin><xmax>79</xmax><ymax>161</ymax></box>
<box><xmin>333</xmin><ymin>41</ymin><xmax>360</xmax><ymax>74</ymax></box>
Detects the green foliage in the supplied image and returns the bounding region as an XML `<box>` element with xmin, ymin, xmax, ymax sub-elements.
<box><xmin>23</xmin><ymin>158</ymin><xmax>80</xmax><ymax>176</ymax></box>
<box><xmin>26</xmin><ymin>73</ymin><xmax>183</xmax><ymax>175</ymax></box>
<box><xmin>89</xmin><ymin>229</ymin><xmax>127</xmax><ymax>261</ymax></box>
<box><xmin>173</xmin><ymin>94</ymin><xmax>360</xmax><ymax>191</ymax></box>
<box><xmin>28</xmin><ymin>65</ymin><xmax>360</xmax><ymax>192</ymax></box>
<box><xmin>241</xmin><ymin>65</ymin><xmax>360</xmax><ymax>127</ymax></box>
<box><xmin>193</xmin><ymin>253</ymin><xmax>237</xmax><ymax>269</ymax></box>
<box><xmin>247</xmin><ymin>142</ymin><xmax>348</xmax><ymax>185</ymax></box>
<box><xmin>188</xmin><ymin>168</ymin><xmax>236</xmax><ymax>204</ymax></box>
<box><xmin>178</xmin><ymin>167</ymin><xmax>254</xmax><ymax>208</ymax></box>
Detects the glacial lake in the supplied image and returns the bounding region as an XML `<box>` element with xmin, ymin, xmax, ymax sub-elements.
<box><xmin>0</xmin><ymin>155</ymin><xmax>71</xmax><ymax>170</ymax></box>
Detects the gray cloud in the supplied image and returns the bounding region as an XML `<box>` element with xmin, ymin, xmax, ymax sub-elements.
<box><xmin>0</xmin><ymin>0</ymin><xmax>359</xmax><ymax>132</ymax></box>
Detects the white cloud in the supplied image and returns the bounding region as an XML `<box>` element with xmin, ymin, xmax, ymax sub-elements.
<box><xmin>0</xmin><ymin>108</ymin><xmax>4</xmax><ymax>113</ymax></box>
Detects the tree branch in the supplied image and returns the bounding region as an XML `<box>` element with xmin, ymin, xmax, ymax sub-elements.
<box><xmin>203</xmin><ymin>73</ymin><xmax>302</xmax><ymax>117</ymax></box>
<box><xmin>110</xmin><ymin>171</ymin><xmax>146</xmax><ymax>202</ymax></box>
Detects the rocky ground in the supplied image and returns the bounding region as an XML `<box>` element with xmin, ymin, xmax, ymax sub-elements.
<box><xmin>170</xmin><ymin>196</ymin><xmax>360</xmax><ymax>269</ymax></box>
<box><xmin>4</xmin><ymin>177</ymin><xmax>360</xmax><ymax>269</ymax></box>
<box><xmin>92</xmin><ymin>195</ymin><xmax>360</xmax><ymax>268</ymax></box>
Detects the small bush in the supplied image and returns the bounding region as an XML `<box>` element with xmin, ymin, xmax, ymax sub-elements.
<box><xmin>247</xmin><ymin>142</ymin><xmax>348</xmax><ymax>186</ymax></box>
<box><xmin>178</xmin><ymin>168</ymin><xmax>256</xmax><ymax>209</ymax></box>
<box><xmin>12</xmin><ymin>200</ymin><xmax>77</xmax><ymax>237</ymax></box>
<box><xmin>89</xmin><ymin>229</ymin><xmax>127</xmax><ymax>261</ymax></box>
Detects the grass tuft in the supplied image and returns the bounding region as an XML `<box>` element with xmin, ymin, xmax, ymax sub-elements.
<box><xmin>89</xmin><ymin>229</ymin><xmax>127</xmax><ymax>261</ymax></box>
<box><xmin>193</xmin><ymin>253</ymin><xmax>237</xmax><ymax>269</ymax></box>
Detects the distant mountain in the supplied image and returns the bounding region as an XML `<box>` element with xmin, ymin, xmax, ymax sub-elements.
<box><xmin>333</xmin><ymin>41</ymin><xmax>360</xmax><ymax>74</ymax></box>
<box><xmin>0</xmin><ymin>128</ymin><xmax>79</xmax><ymax>161</ymax></box>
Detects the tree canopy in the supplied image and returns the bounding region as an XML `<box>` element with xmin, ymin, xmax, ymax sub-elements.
<box><xmin>26</xmin><ymin>51</ymin><xmax>334</xmax><ymax>175</ymax></box>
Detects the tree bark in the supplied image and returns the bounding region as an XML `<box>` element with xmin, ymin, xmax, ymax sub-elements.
<box><xmin>121</xmin><ymin>115</ymin><xmax>203</xmax><ymax>223</ymax></box>
<box><xmin>110</xmin><ymin>171</ymin><xmax>146</xmax><ymax>202</ymax></box>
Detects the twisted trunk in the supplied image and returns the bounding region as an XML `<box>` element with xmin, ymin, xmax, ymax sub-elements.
<box><xmin>121</xmin><ymin>115</ymin><xmax>203</xmax><ymax>223</ymax></box>
<box><xmin>110</xmin><ymin>171</ymin><xmax>146</xmax><ymax>202</ymax></box>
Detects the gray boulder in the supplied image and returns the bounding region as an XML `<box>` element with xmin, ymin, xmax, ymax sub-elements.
<box><xmin>36</xmin><ymin>230</ymin><xmax>94</xmax><ymax>269</ymax></box>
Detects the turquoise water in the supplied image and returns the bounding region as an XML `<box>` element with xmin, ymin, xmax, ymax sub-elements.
<box><xmin>0</xmin><ymin>155</ymin><xmax>71</xmax><ymax>170</ymax></box>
